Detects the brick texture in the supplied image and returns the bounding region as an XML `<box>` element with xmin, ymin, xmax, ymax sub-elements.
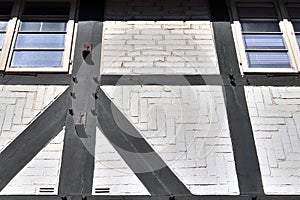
<box><xmin>245</xmin><ymin>86</ymin><xmax>300</xmax><ymax>194</ymax></box>
<box><xmin>0</xmin><ymin>129</ymin><xmax>65</xmax><ymax>195</ymax></box>
<box><xmin>101</xmin><ymin>86</ymin><xmax>239</xmax><ymax>195</ymax></box>
<box><xmin>101</xmin><ymin>21</ymin><xmax>219</xmax><ymax>75</ymax></box>
<box><xmin>93</xmin><ymin>127</ymin><xmax>150</xmax><ymax>195</ymax></box>
<box><xmin>0</xmin><ymin>86</ymin><xmax>68</xmax><ymax>153</ymax></box>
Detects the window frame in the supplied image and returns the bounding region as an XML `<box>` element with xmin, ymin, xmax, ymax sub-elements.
<box><xmin>230</xmin><ymin>0</ymin><xmax>300</xmax><ymax>74</ymax></box>
<box><xmin>280</xmin><ymin>0</ymin><xmax>300</xmax><ymax>71</ymax></box>
<box><xmin>0</xmin><ymin>0</ymin><xmax>18</xmax><ymax>72</ymax></box>
<box><xmin>0</xmin><ymin>0</ymin><xmax>77</xmax><ymax>73</ymax></box>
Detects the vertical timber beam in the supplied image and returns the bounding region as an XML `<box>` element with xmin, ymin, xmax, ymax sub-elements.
<box><xmin>58</xmin><ymin>0</ymin><xmax>104</xmax><ymax>196</ymax></box>
<box><xmin>209</xmin><ymin>0</ymin><xmax>264</xmax><ymax>196</ymax></box>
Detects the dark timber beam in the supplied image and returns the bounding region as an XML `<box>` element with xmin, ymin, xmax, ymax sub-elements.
<box><xmin>96</xmin><ymin>87</ymin><xmax>191</xmax><ymax>196</ymax></box>
<box><xmin>0</xmin><ymin>74</ymin><xmax>71</xmax><ymax>85</ymax></box>
<box><xmin>210</xmin><ymin>0</ymin><xmax>264</xmax><ymax>196</ymax></box>
<box><xmin>0</xmin><ymin>88</ymin><xmax>69</xmax><ymax>191</ymax></box>
<box><xmin>243</xmin><ymin>74</ymin><xmax>300</xmax><ymax>86</ymax></box>
<box><xmin>223</xmin><ymin>85</ymin><xmax>264</xmax><ymax>196</ymax></box>
<box><xmin>2</xmin><ymin>195</ymin><xmax>300</xmax><ymax>200</ymax></box>
<box><xmin>58</xmin><ymin>21</ymin><xmax>103</xmax><ymax>195</ymax></box>
<box><xmin>100</xmin><ymin>74</ymin><xmax>227</xmax><ymax>86</ymax></box>
<box><xmin>78</xmin><ymin>0</ymin><xmax>104</xmax><ymax>21</ymax></box>
<box><xmin>100</xmin><ymin>74</ymin><xmax>300</xmax><ymax>87</ymax></box>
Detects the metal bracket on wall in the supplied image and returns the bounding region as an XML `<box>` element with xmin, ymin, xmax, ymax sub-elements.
<box><xmin>75</xmin><ymin>112</ymin><xmax>88</xmax><ymax>138</ymax></box>
<box><xmin>82</xmin><ymin>43</ymin><xmax>94</xmax><ymax>65</ymax></box>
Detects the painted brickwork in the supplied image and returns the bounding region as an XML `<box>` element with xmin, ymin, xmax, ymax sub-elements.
<box><xmin>101</xmin><ymin>85</ymin><xmax>239</xmax><ymax>195</ymax></box>
<box><xmin>101</xmin><ymin>0</ymin><xmax>217</xmax><ymax>75</ymax></box>
<box><xmin>0</xmin><ymin>86</ymin><xmax>68</xmax><ymax>153</ymax></box>
<box><xmin>101</xmin><ymin>21</ymin><xmax>219</xmax><ymax>75</ymax></box>
<box><xmin>0</xmin><ymin>130</ymin><xmax>65</xmax><ymax>195</ymax></box>
<box><xmin>245</xmin><ymin>86</ymin><xmax>300</xmax><ymax>194</ymax></box>
<box><xmin>93</xmin><ymin>127</ymin><xmax>150</xmax><ymax>195</ymax></box>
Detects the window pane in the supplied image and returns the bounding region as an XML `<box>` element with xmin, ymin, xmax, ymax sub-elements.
<box><xmin>11</xmin><ymin>51</ymin><xmax>63</xmax><ymax>67</ymax></box>
<box><xmin>15</xmin><ymin>34</ymin><xmax>65</xmax><ymax>49</ymax></box>
<box><xmin>0</xmin><ymin>2</ymin><xmax>13</xmax><ymax>15</ymax></box>
<box><xmin>20</xmin><ymin>22</ymin><xmax>67</xmax><ymax>32</ymax></box>
<box><xmin>296</xmin><ymin>35</ymin><xmax>300</xmax><ymax>46</ymax></box>
<box><xmin>237</xmin><ymin>4</ymin><xmax>277</xmax><ymax>18</ymax></box>
<box><xmin>0</xmin><ymin>33</ymin><xmax>5</xmax><ymax>47</ymax></box>
<box><xmin>243</xmin><ymin>35</ymin><xmax>285</xmax><ymax>49</ymax></box>
<box><xmin>292</xmin><ymin>21</ymin><xmax>300</xmax><ymax>32</ymax></box>
<box><xmin>247</xmin><ymin>52</ymin><xmax>290</xmax><ymax>68</ymax></box>
<box><xmin>287</xmin><ymin>5</ymin><xmax>300</xmax><ymax>18</ymax></box>
<box><xmin>241</xmin><ymin>21</ymin><xmax>280</xmax><ymax>32</ymax></box>
<box><xmin>23</xmin><ymin>2</ymin><xmax>70</xmax><ymax>15</ymax></box>
<box><xmin>0</xmin><ymin>21</ymin><xmax>7</xmax><ymax>31</ymax></box>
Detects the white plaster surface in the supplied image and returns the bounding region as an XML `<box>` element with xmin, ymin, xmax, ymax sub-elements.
<box><xmin>245</xmin><ymin>86</ymin><xmax>300</xmax><ymax>194</ymax></box>
<box><xmin>100</xmin><ymin>85</ymin><xmax>239</xmax><ymax>195</ymax></box>
<box><xmin>0</xmin><ymin>129</ymin><xmax>65</xmax><ymax>195</ymax></box>
<box><xmin>101</xmin><ymin>21</ymin><xmax>219</xmax><ymax>75</ymax></box>
<box><xmin>0</xmin><ymin>85</ymin><xmax>68</xmax><ymax>153</ymax></box>
<box><xmin>93</xmin><ymin>127</ymin><xmax>150</xmax><ymax>195</ymax></box>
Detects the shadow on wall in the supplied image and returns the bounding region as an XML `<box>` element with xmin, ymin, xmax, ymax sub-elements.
<box><xmin>79</xmin><ymin>0</ymin><xmax>225</xmax><ymax>21</ymax></box>
<box><xmin>79</xmin><ymin>0</ymin><xmax>230</xmax><ymax>22</ymax></box>
<box><xmin>104</xmin><ymin>0</ymin><xmax>210</xmax><ymax>21</ymax></box>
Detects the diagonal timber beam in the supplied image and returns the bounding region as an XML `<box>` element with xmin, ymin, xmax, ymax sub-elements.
<box><xmin>96</xmin><ymin>87</ymin><xmax>191</xmax><ymax>197</ymax></box>
<box><xmin>0</xmin><ymin>88</ymin><xmax>69</xmax><ymax>191</ymax></box>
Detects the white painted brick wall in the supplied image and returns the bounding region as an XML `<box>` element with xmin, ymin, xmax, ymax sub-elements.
<box><xmin>104</xmin><ymin>0</ymin><xmax>209</xmax><ymax>21</ymax></box>
<box><xmin>245</xmin><ymin>86</ymin><xmax>300</xmax><ymax>194</ymax></box>
<box><xmin>0</xmin><ymin>86</ymin><xmax>68</xmax><ymax>153</ymax></box>
<box><xmin>93</xmin><ymin>127</ymin><xmax>150</xmax><ymax>195</ymax></box>
<box><xmin>0</xmin><ymin>129</ymin><xmax>65</xmax><ymax>195</ymax></box>
<box><xmin>101</xmin><ymin>21</ymin><xmax>220</xmax><ymax>75</ymax></box>
<box><xmin>101</xmin><ymin>86</ymin><xmax>239</xmax><ymax>195</ymax></box>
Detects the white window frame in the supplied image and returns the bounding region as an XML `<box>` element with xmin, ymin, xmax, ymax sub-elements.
<box><xmin>280</xmin><ymin>0</ymin><xmax>300</xmax><ymax>70</ymax></box>
<box><xmin>0</xmin><ymin>0</ymin><xmax>18</xmax><ymax>72</ymax></box>
<box><xmin>230</xmin><ymin>0</ymin><xmax>300</xmax><ymax>74</ymax></box>
<box><xmin>0</xmin><ymin>0</ymin><xmax>77</xmax><ymax>73</ymax></box>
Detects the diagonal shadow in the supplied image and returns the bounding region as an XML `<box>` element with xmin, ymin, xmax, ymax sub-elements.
<box><xmin>96</xmin><ymin>87</ymin><xmax>191</xmax><ymax>196</ymax></box>
<box><xmin>0</xmin><ymin>88</ymin><xmax>69</xmax><ymax>191</ymax></box>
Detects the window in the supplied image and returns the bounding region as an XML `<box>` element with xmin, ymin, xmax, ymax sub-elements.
<box><xmin>230</xmin><ymin>0</ymin><xmax>300</xmax><ymax>73</ymax></box>
<box><xmin>0</xmin><ymin>0</ymin><xmax>77</xmax><ymax>73</ymax></box>
<box><xmin>0</xmin><ymin>1</ymin><xmax>13</xmax><ymax>64</ymax></box>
